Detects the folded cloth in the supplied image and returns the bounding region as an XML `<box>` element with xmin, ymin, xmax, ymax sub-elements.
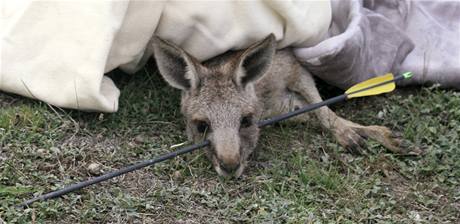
<box><xmin>1</xmin><ymin>0</ymin><xmax>331</xmax><ymax>112</ymax></box>
<box><xmin>2</xmin><ymin>0</ymin><xmax>458</xmax><ymax>113</ymax></box>
<box><xmin>364</xmin><ymin>0</ymin><xmax>460</xmax><ymax>88</ymax></box>
<box><xmin>294</xmin><ymin>0</ymin><xmax>460</xmax><ymax>89</ymax></box>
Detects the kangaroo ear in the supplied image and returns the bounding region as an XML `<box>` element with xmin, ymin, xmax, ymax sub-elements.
<box><xmin>235</xmin><ymin>34</ymin><xmax>277</xmax><ymax>87</ymax></box>
<box><xmin>151</xmin><ymin>37</ymin><xmax>200</xmax><ymax>90</ymax></box>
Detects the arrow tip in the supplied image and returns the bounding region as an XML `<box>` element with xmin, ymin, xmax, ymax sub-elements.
<box><xmin>402</xmin><ymin>72</ymin><xmax>413</xmax><ymax>79</ymax></box>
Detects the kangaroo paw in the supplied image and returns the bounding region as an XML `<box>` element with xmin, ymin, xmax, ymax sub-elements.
<box><xmin>354</xmin><ymin>125</ymin><xmax>423</xmax><ymax>155</ymax></box>
<box><xmin>332</xmin><ymin>125</ymin><xmax>367</xmax><ymax>154</ymax></box>
<box><xmin>331</xmin><ymin>119</ymin><xmax>423</xmax><ymax>155</ymax></box>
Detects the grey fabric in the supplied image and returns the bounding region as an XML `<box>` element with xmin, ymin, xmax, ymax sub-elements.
<box><xmin>294</xmin><ymin>0</ymin><xmax>460</xmax><ymax>89</ymax></box>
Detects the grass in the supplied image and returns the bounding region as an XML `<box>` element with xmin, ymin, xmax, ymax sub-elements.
<box><xmin>0</xmin><ymin>63</ymin><xmax>459</xmax><ymax>223</ymax></box>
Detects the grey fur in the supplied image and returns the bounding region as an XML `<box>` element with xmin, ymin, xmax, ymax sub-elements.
<box><xmin>152</xmin><ymin>34</ymin><xmax>404</xmax><ymax>178</ymax></box>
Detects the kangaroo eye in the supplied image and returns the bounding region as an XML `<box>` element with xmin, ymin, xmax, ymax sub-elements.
<box><xmin>196</xmin><ymin>120</ymin><xmax>209</xmax><ymax>133</ymax></box>
<box><xmin>240</xmin><ymin>115</ymin><xmax>253</xmax><ymax>129</ymax></box>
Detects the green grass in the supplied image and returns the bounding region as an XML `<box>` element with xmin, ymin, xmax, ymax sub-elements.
<box><xmin>1</xmin><ymin>64</ymin><xmax>459</xmax><ymax>223</ymax></box>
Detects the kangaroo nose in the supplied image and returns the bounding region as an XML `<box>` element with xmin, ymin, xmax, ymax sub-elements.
<box><xmin>219</xmin><ymin>160</ymin><xmax>240</xmax><ymax>173</ymax></box>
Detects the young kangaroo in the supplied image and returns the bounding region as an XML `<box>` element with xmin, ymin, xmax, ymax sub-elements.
<box><xmin>151</xmin><ymin>34</ymin><xmax>404</xmax><ymax>178</ymax></box>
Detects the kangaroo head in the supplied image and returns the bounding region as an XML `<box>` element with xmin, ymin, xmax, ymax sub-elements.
<box><xmin>152</xmin><ymin>34</ymin><xmax>276</xmax><ymax>177</ymax></box>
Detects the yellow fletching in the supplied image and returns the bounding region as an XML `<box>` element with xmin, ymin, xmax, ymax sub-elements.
<box><xmin>345</xmin><ymin>73</ymin><xmax>395</xmax><ymax>98</ymax></box>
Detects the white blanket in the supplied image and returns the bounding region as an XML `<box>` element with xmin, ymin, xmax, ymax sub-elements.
<box><xmin>1</xmin><ymin>0</ymin><xmax>332</xmax><ymax>112</ymax></box>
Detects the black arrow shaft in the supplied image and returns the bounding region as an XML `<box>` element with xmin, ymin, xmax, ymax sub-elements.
<box><xmin>19</xmin><ymin>140</ymin><xmax>210</xmax><ymax>207</ymax></box>
<box><xmin>19</xmin><ymin>74</ymin><xmax>407</xmax><ymax>207</ymax></box>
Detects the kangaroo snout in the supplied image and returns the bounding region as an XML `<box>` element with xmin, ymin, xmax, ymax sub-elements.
<box><xmin>214</xmin><ymin>152</ymin><xmax>242</xmax><ymax>177</ymax></box>
<box><xmin>217</xmin><ymin>154</ymin><xmax>240</xmax><ymax>173</ymax></box>
<box><xmin>211</xmin><ymin>128</ymin><xmax>243</xmax><ymax>176</ymax></box>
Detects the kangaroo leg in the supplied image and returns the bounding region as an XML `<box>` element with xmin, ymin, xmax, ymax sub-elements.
<box><xmin>287</xmin><ymin>65</ymin><xmax>409</xmax><ymax>154</ymax></box>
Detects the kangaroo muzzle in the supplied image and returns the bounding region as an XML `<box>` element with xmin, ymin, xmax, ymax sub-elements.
<box><xmin>212</xmin><ymin>128</ymin><xmax>241</xmax><ymax>174</ymax></box>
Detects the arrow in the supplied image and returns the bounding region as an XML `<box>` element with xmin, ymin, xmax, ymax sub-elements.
<box><xmin>258</xmin><ymin>72</ymin><xmax>413</xmax><ymax>126</ymax></box>
<box><xmin>19</xmin><ymin>72</ymin><xmax>413</xmax><ymax>207</ymax></box>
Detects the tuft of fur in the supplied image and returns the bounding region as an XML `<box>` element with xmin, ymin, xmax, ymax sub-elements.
<box><xmin>152</xmin><ymin>34</ymin><xmax>405</xmax><ymax>178</ymax></box>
